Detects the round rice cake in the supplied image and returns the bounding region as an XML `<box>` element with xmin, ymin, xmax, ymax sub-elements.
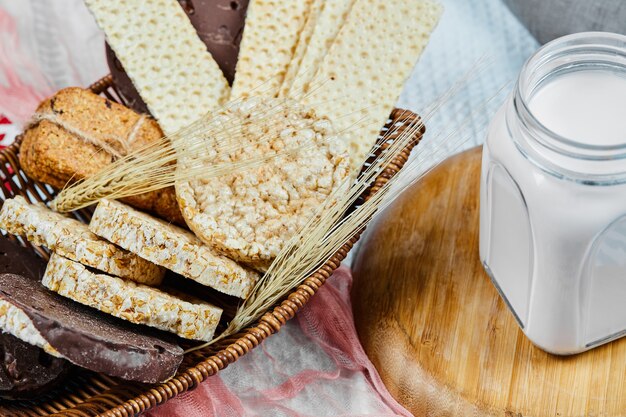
<box><xmin>176</xmin><ymin>98</ymin><xmax>350</xmax><ymax>270</ymax></box>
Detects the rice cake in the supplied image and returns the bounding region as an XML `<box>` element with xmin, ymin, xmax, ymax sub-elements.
<box><xmin>0</xmin><ymin>272</ymin><xmax>183</xmax><ymax>384</ymax></box>
<box><xmin>231</xmin><ymin>0</ymin><xmax>314</xmax><ymax>98</ymax></box>
<box><xmin>301</xmin><ymin>0</ymin><xmax>442</xmax><ymax>172</ymax></box>
<box><xmin>176</xmin><ymin>98</ymin><xmax>351</xmax><ymax>270</ymax></box>
<box><xmin>0</xmin><ymin>196</ymin><xmax>164</xmax><ymax>286</ymax></box>
<box><xmin>281</xmin><ymin>0</ymin><xmax>356</xmax><ymax>98</ymax></box>
<box><xmin>43</xmin><ymin>254</ymin><xmax>222</xmax><ymax>341</ymax></box>
<box><xmin>84</xmin><ymin>0</ymin><xmax>229</xmax><ymax>134</ymax></box>
<box><xmin>89</xmin><ymin>199</ymin><xmax>258</xmax><ymax>298</ymax></box>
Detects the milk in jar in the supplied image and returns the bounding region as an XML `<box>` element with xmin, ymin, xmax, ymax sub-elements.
<box><xmin>480</xmin><ymin>32</ymin><xmax>626</xmax><ymax>354</ymax></box>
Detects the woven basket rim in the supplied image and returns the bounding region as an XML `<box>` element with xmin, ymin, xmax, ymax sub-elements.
<box><xmin>0</xmin><ymin>75</ymin><xmax>423</xmax><ymax>417</ymax></box>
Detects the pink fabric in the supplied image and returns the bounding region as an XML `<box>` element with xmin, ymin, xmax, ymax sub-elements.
<box><xmin>147</xmin><ymin>267</ymin><xmax>411</xmax><ymax>417</ymax></box>
<box><xmin>0</xmin><ymin>8</ymin><xmax>53</xmax><ymax>126</ymax></box>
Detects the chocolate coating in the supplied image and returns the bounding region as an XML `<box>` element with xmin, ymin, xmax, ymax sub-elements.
<box><xmin>0</xmin><ymin>273</ymin><xmax>184</xmax><ymax>384</ymax></box>
<box><xmin>107</xmin><ymin>0</ymin><xmax>249</xmax><ymax>114</ymax></box>
<box><xmin>0</xmin><ymin>236</ymin><xmax>47</xmax><ymax>279</ymax></box>
<box><xmin>0</xmin><ymin>332</ymin><xmax>69</xmax><ymax>399</ymax></box>
<box><xmin>0</xmin><ymin>237</ymin><xmax>70</xmax><ymax>399</ymax></box>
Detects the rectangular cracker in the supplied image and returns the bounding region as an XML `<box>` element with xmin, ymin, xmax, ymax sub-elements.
<box><xmin>280</xmin><ymin>0</ymin><xmax>356</xmax><ymax>98</ymax></box>
<box><xmin>0</xmin><ymin>197</ymin><xmax>164</xmax><ymax>286</ymax></box>
<box><xmin>43</xmin><ymin>254</ymin><xmax>222</xmax><ymax>341</ymax></box>
<box><xmin>89</xmin><ymin>199</ymin><xmax>259</xmax><ymax>298</ymax></box>
<box><xmin>83</xmin><ymin>0</ymin><xmax>230</xmax><ymax>135</ymax></box>
<box><xmin>278</xmin><ymin>0</ymin><xmax>325</xmax><ymax>97</ymax></box>
<box><xmin>301</xmin><ymin>0</ymin><xmax>442</xmax><ymax>172</ymax></box>
<box><xmin>231</xmin><ymin>0</ymin><xmax>314</xmax><ymax>99</ymax></box>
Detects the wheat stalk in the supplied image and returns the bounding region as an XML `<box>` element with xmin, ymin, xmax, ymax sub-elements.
<box><xmin>183</xmin><ymin>113</ymin><xmax>436</xmax><ymax>353</ymax></box>
<box><xmin>183</xmin><ymin>65</ymin><xmax>500</xmax><ymax>353</ymax></box>
<box><xmin>51</xmin><ymin>78</ymin><xmax>375</xmax><ymax>212</ymax></box>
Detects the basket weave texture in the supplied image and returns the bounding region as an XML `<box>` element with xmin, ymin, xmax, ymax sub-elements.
<box><xmin>0</xmin><ymin>76</ymin><xmax>423</xmax><ymax>417</ymax></box>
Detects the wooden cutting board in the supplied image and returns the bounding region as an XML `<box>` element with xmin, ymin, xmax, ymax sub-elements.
<box><xmin>351</xmin><ymin>147</ymin><xmax>626</xmax><ymax>417</ymax></box>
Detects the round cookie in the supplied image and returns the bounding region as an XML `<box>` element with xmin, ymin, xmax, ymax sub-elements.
<box><xmin>176</xmin><ymin>98</ymin><xmax>351</xmax><ymax>271</ymax></box>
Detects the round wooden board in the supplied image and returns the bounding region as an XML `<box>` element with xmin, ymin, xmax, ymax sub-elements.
<box><xmin>352</xmin><ymin>147</ymin><xmax>626</xmax><ymax>417</ymax></box>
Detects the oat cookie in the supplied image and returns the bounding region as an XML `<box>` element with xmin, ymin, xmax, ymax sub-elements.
<box><xmin>176</xmin><ymin>98</ymin><xmax>351</xmax><ymax>270</ymax></box>
<box><xmin>89</xmin><ymin>199</ymin><xmax>258</xmax><ymax>298</ymax></box>
<box><xmin>43</xmin><ymin>254</ymin><xmax>222</xmax><ymax>341</ymax></box>
<box><xmin>21</xmin><ymin>87</ymin><xmax>184</xmax><ymax>225</ymax></box>
<box><xmin>0</xmin><ymin>196</ymin><xmax>164</xmax><ymax>286</ymax></box>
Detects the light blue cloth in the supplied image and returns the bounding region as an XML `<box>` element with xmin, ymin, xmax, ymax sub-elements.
<box><xmin>397</xmin><ymin>0</ymin><xmax>539</xmax><ymax>164</ymax></box>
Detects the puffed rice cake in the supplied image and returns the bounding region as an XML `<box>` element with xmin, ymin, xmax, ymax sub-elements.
<box><xmin>176</xmin><ymin>98</ymin><xmax>351</xmax><ymax>271</ymax></box>
<box><xmin>43</xmin><ymin>254</ymin><xmax>222</xmax><ymax>341</ymax></box>
<box><xmin>89</xmin><ymin>199</ymin><xmax>258</xmax><ymax>298</ymax></box>
<box><xmin>0</xmin><ymin>196</ymin><xmax>164</xmax><ymax>286</ymax></box>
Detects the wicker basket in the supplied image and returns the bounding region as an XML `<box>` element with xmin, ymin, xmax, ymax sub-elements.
<box><xmin>0</xmin><ymin>76</ymin><xmax>423</xmax><ymax>417</ymax></box>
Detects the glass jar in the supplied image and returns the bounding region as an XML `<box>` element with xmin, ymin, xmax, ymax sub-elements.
<box><xmin>479</xmin><ymin>32</ymin><xmax>626</xmax><ymax>354</ymax></box>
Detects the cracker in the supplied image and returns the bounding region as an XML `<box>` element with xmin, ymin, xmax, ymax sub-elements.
<box><xmin>176</xmin><ymin>98</ymin><xmax>351</xmax><ymax>271</ymax></box>
<box><xmin>281</xmin><ymin>0</ymin><xmax>356</xmax><ymax>98</ymax></box>
<box><xmin>0</xmin><ymin>196</ymin><xmax>164</xmax><ymax>286</ymax></box>
<box><xmin>231</xmin><ymin>0</ymin><xmax>314</xmax><ymax>99</ymax></box>
<box><xmin>301</xmin><ymin>0</ymin><xmax>442</xmax><ymax>172</ymax></box>
<box><xmin>89</xmin><ymin>199</ymin><xmax>259</xmax><ymax>298</ymax></box>
<box><xmin>43</xmin><ymin>254</ymin><xmax>222</xmax><ymax>341</ymax></box>
<box><xmin>278</xmin><ymin>0</ymin><xmax>325</xmax><ymax>97</ymax></box>
<box><xmin>84</xmin><ymin>0</ymin><xmax>229</xmax><ymax>134</ymax></box>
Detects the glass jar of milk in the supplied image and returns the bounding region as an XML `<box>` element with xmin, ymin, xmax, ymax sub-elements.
<box><xmin>480</xmin><ymin>32</ymin><xmax>626</xmax><ymax>354</ymax></box>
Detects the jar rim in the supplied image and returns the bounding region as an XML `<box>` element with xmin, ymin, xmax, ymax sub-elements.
<box><xmin>515</xmin><ymin>32</ymin><xmax>626</xmax><ymax>158</ymax></box>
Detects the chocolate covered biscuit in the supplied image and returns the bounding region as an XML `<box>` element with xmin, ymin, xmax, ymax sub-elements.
<box><xmin>0</xmin><ymin>236</ymin><xmax>71</xmax><ymax>399</ymax></box>
<box><xmin>0</xmin><ymin>332</ymin><xmax>70</xmax><ymax>399</ymax></box>
<box><xmin>0</xmin><ymin>234</ymin><xmax>46</xmax><ymax>280</ymax></box>
<box><xmin>0</xmin><ymin>272</ymin><xmax>184</xmax><ymax>383</ymax></box>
